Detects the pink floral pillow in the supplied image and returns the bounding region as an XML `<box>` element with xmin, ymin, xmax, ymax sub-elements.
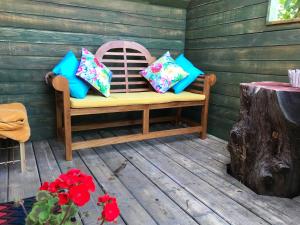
<box><xmin>76</xmin><ymin>48</ymin><xmax>112</xmax><ymax>97</ymax></box>
<box><xmin>140</xmin><ymin>52</ymin><xmax>189</xmax><ymax>93</ymax></box>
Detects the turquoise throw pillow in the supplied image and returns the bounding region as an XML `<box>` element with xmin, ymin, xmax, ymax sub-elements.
<box><xmin>52</xmin><ymin>51</ymin><xmax>89</xmax><ymax>99</ymax></box>
<box><xmin>173</xmin><ymin>54</ymin><xmax>204</xmax><ymax>94</ymax></box>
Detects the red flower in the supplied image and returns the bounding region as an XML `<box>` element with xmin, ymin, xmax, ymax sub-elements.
<box><xmin>48</xmin><ymin>181</ymin><xmax>61</xmax><ymax>193</ymax></box>
<box><xmin>38</xmin><ymin>169</ymin><xmax>96</xmax><ymax>207</ymax></box>
<box><xmin>101</xmin><ymin>200</ymin><xmax>120</xmax><ymax>222</ymax></box>
<box><xmin>58</xmin><ymin>193</ymin><xmax>69</xmax><ymax>206</ymax></box>
<box><xmin>98</xmin><ymin>194</ymin><xmax>111</xmax><ymax>204</ymax></box>
<box><xmin>55</xmin><ymin>178</ymin><xmax>69</xmax><ymax>189</ymax></box>
<box><xmin>59</xmin><ymin>174</ymin><xmax>78</xmax><ymax>187</ymax></box>
<box><xmin>81</xmin><ymin>175</ymin><xmax>96</xmax><ymax>192</ymax></box>
<box><xmin>66</xmin><ymin>168</ymin><xmax>81</xmax><ymax>176</ymax></box>
<box><xmin>69</xmin><ymin>185</ymin><xmax>90</xmax><ymax>207</ymax></box>
<box><xmin>39</xmin><ymin>182</ymin><xmax>49</xmax><ymax>191</ymax></box>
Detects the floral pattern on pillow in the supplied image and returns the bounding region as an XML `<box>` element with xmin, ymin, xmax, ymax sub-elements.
<box><xmin>140</xmin><ymin>52</ymin><xmax>189</xmax><ymax>93</ymax></box>
<box><xmin>76</xmin><ymin>48</ymin><xmax>112</xmax><ymax>97</ymax></box>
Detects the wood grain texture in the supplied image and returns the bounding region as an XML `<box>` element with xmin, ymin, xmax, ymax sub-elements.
<box><xmin>0</xmin><ymin>12</ymin><xmax>184</xmax><ymax>40</ymax></box>
<box><xmin>108</xmin><ymin>129</ymin><xmax>230</xmax><ymax>225</ymax></box>
<box><xmin>0</xmin><ymin>0</ymin><xmax>186</xmax><ymax>140</ymax></box>
<box><xmin>0</xmin><ymin>0</ymin><xmax>185</xmax><ymax>29</ymax></box>
<box><xmin>228</xmin><ymin>83</ymin><xmax>300</xmax><ymax>198</ymax></box>
<box><xmin>72</xmin><ymin>127</ymin><xmax>202</xmax><ymax>150</ymax></box>
<box><xmin>8</xmin><ymin>142</ymin><xmax>40</xmax><ymax>201</ymax></box>
<box><xmin>35</xmin><ymin>0</ymin><xmax>187</xmax><ymax>19</ymax></box>
<box><xmin>0</xmin><ymin>147</ymin><xmax>8</xmax><ymax>202</ymax></box>
<box><xmin>2</xmin><ymin>128</ymin><xmax>300</xmax><ymax>224</ymax></box>
<box><xmin>147</xmin><ymin>126</ymin><xmax>300</xmax><ymax>224</ymax></box>
<box><xmin>117</xmin><ymin>133</ymin><xmax>268</xmax><ymax>225</ymax></box>
<box><xmin>185</xmin><ymin>0</ymin><xmax>300</xmax><ymax>140</ymax></box>
<box><xmin>96</xmin><ymin>131</ymin><xmax>200</xmax><ymax>225</ymax></box>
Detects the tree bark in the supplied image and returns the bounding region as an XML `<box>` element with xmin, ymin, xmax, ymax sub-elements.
<box><xmin>228</xmin><ymin>82</ymin><xmax>300</xmax><ymax>198</ymax></box>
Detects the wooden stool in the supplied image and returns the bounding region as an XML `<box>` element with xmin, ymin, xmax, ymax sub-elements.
<box><xmin>0</xmin><ymin>103</ymin><xmax>30</xmax><ymax>172</ymax></box>
<box><xmin>228</xmin><ymin>82</ymin><xmax>300</xmax><ymax>197</ymax></box>
<box><xmin>0</xmin><ymin>135</ymin><xmax>26</xmax><ymax>172</ymax></box>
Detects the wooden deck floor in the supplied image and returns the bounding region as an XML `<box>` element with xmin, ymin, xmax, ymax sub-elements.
<box><xmin>1</xmin><ymin>125</ymin><xmax>300</xmax><ymax>225</ymax></box>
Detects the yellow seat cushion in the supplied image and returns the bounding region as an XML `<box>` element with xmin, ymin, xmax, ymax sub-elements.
<box><xmin>70</xmin><ymin>91</ymin><xmax>205</xmax><ymax>108</ymax></box>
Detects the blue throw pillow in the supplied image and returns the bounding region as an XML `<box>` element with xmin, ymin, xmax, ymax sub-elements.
<box><xmin>52</xmin><ymin>51</ymin><xmax>89</xmax><ymax>99</ymax></box>
<box><xmin>173</xmin><ymin>54</ymin><xmax>204</xmax><ymax>94</ymax></box>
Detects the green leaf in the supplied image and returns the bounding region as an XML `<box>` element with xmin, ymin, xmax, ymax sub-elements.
<box><xmin>36</xmin><ymin>191</ymin><xmax>52</xmax><ymax>201</ymax></box>
<box><xmin>47</xmin><ymin>196</ymin><xmax>58</xmax><ymax>208</ymax></box>
<box><xmin>61</xmin><ymin>203</ymin><xmax>78</xmax><ymax>218</ymax></box>
<box><xmin>38</xmin><ymin>210</ymin><xmax>50</xmax><ymax>224</ymax></box>
<box><xmin>65</xmin><ymin>221</ymin><xmax>78</xmax><ymax>225</ymax></box>
<box><xmin>25</xmin><ymin>215</ymin><xmax>38</xmax><ymax>225</ymax></box>
<box><xmin>49</xmin><ymin>214</ymin><xmax>64</xmax><ymax>225</ymax></box>
<box><xmin>284</xmin><ymin>0</ymin><xmax>293</xmax><ymax>8</ymax></box>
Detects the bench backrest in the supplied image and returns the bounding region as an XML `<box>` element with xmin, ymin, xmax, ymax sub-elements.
<box><xmin>95</xmin><ymin>41</ymin><xmax>156</xmax><ymax>93</ymax></box>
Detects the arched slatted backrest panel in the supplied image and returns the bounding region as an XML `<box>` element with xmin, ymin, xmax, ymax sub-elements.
<box><xmin>95</xmin><ymin>41</ymin><xmax>156</xmax><ymax>93</ymax></box>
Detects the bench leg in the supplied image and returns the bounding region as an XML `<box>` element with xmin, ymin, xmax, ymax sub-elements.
<box><xmin>63</xmin><ymin>109</ymin><xmax>72</xmax><ymax>161</ymax></box>
<box><xmin>20</xmin><ymin>142</ymin><xmax>26</xmax><ymax>173</ymax></box>
<box><xmin>175</xmin><ymin>108</ymin><xmax>182</xmax><ymax>126</ymax></box>
<box><xmin>143</xmin><ymin>108</ymin><xmax>150</xmax><ymax>134</ymax></box>
<box><xmin>56</xmin><ymin>93</ymin><xmax>63</xmax><ymax>140</ymax></box>
<box><xmin>200</xmin><ymin>103</ymin><xmax>208</xmax><ymax>139</ymax></box>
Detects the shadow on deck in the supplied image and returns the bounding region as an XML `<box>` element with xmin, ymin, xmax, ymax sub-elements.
<box><xmin>0</xmin><ymin>125</ymin><xmax>300</xmax><ymax>225</ymax></box>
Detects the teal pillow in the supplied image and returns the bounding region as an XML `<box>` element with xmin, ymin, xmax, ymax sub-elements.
<box><xmin>173</xmin><ymin>54</ymin><xmax>204</xmax><ymax>94</ymax></box>
<box><xmin>52</xmin><ymin>51</ymin><xmax>89</xmax><ymax>99</ymax></box>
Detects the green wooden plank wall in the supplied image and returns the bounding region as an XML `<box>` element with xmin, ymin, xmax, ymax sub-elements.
<box><xmin>185</xmin><ymin>0</ymin><xmax>300</xmax><ymax>140</ymax></box>
<box><xmin>0</xmin><ymin>0</ymin><xmax>186</xmax><ymax>140</ymax></box>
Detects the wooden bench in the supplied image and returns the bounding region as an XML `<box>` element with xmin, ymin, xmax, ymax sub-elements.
<box><xmin>46</xmin><ymin>41</ymin><xmax>216</xmax><ymax>160</ymax></box>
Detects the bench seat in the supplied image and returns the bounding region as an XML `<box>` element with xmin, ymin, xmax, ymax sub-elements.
<box><xmin>70</xmin><ymin>91</ymin><xmax>206</xmax><ymax>108</ymax></box>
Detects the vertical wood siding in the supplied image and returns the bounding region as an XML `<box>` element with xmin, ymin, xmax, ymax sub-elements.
<box><xmin>185</xmin><ymin>0</ymin><xmax>300</xmax><ymax>140</ymax></box>
<box><xmin>0</xmin><ymin>0</ymin><xmax>186</xmax><ymax>140</ymax></box>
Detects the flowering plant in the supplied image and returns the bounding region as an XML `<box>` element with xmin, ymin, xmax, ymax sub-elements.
<box><xmin>25</xmin><ymin>169</ymin><xmax>120</xmax><ymax>225</ymax></box>
<box><xmin>97</xmin><ymin>194</ymin><xmax>120</xmax><ymax>224</ymax></box>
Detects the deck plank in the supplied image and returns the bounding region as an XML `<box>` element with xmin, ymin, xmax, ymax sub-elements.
<box><xmin>182</xmin><ymin>136</ymin><xmax>230</xmax><ymax>163</ymax></box>
<box><xmin>158</xmin><ymin>134</ymin><xmax>300</xmax><ymax>217</ymax></box>
<box><xmin>108</xmin><ymin>130</ymin><xmax>230</xmax><ymax>225</ymax></box>
<box><xmin>177</xmin><ymin>130</ymin><xmax>300</xmax><ymax>213</ymax></box>
<box><xmin>163</xmin><ymin>130</ymin><xmax>229</xmax><ymax>165</ymax></box>
<box><xmin>48</xmin><ymin>138</ymin><xmax>126</xmax><ymax>225</ymax></box>
<box><xmin>187</xmin><ymin>133</ymin><xmax>229</xmax><ymax>157</ymax></box>
<box><xmin>1</xmin><ymin>127</ymin><xmax>300</xmax><ymax>225</ymax></box>
<box><xmin>0</xmin><ymin>148</ymin><xmax>8</xmax><ymax>203</ymax></box>
<box><xmin>114</xmin><ymin>131</ymin><xmax>270</xmax><ymax>225</ymax></box>
<box><xmin>32</xmin><ymin>140</ymin><xmax>61</xmax><ymax>182</ymax></box>
<box><xmin>294</xmin><ymin>196</ymin><xmax>300</xmax><ymax>203</ymax></box>
<box><xmin>8</xmin><ymin>142</ymin><xmax>40</xmax><ymax>201</ymax></box>
<box><xmin>115</xmin><ymin>130</ymin><xmax>269</xmax><ymax>225</ymax></box>
<box><xmin>32</xmin><ymin>140</ymin><xmax>84</xmax><ymax>225</ymax></box>
<box><xmin>78</xmin><ymin>134</ymin><xmax>158</xmax><ymax>225</ymax></box>
<box><xmin>152</xmin><ymin>134</ymin><xmax>228</xmax><ymax>177</ymax></box>
<box><xmin>96</xmin><ymin>130</ymin><xmax>199</xmax><ymax>225</ymax></box>
<box><xmin>162</xmin><ymin>124</ymin><xmax>230</xmax><ymax>158</ymax></box>
<box><xmin>147</xmin><ymin>134</ymin><xmax>300</xmax><ymax>225</ymax></box>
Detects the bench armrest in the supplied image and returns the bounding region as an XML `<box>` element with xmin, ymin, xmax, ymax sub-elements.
<box><xmin>204</xmin><ymin>73</ymin><xmax>217</xmax><ymax>87</ymax></box>
<box><xmin>45</xmin><ymin>72</ymin><xmax>70</xmax><ymax>94</ymax></box>
<box><xmin>186</xmin><ymin>73</ymin><xmax>216</xmax><ymax>96</ymax></box>
<box><xmin>45</xmin><ymin>72</ymin><xmax>71</xmax><ymax>115</ymax></box>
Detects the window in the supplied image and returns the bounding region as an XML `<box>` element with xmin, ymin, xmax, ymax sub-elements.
<box><xmin>267</xmin><ymin>0</ymin><xmax>300</xmax><ymax>25</ymax></box>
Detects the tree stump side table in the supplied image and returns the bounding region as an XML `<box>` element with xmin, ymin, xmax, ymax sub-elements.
<box><xmin>228</xmin><ymin>82</ymin><xmax>300</xmax><ymax>198</ymax></box>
